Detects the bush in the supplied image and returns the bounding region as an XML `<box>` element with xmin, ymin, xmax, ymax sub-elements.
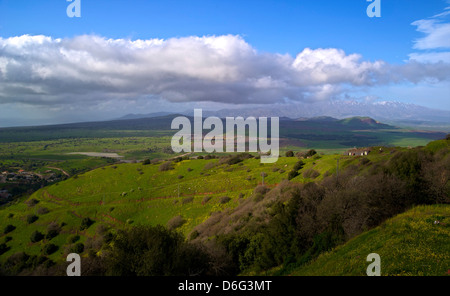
<box><xmin>285</xmin><ymin>150</ymin><xmax>294</xmax><ymax>157</ymax></box>
<box><xmin>254</xmin><ymin>185</ymin><xmax>270</xmax><ymax>196</ymax></box>
<box><xmin>159</xmin><ymin>161</ymin><xmax>174</xmax><ymax>171</ymax></box>
<box><xmin>293</xmin><ymin>160</ymin><xmax>305</xmax><ymax>171</ymax></box>
<box><xmin>43</xmin><ymin>243</ymin><xmax>58</xmax><ymax>255</ymax></box>
<box><xmin>182</xmin><ymin>197</ymin><xmax>194</xmax><ymax>205</ymax></box>
<box><xmin>67</xmin><ymin>235</ymin><xmax>80</xmax><ymax>244</ymax></box>
<box><xmin>197</xmin><ymin>155</ymin><xmax>204</xmax><ymax>159</ymax></box>
<box><xmin>30</xmin><ymin>231</ymin><xmax>44</xmax><ymax>243</ymax></box>
<box><xmin>105</xmin><ymin>225</ymin><xmax>215</xmax><ymax>276</ymax></box>
<box><xmin>27</xmin><ymin>214</ymin><xmax>39</xmax><ymax>224</ymax></box>
<box><xmin>0</xmin><ymin>243</ymin><xmax>9</xmax><ymax>255</ymax></box>
<box><xmin>287</xmin><ymin>170</ymin><xmax>299</xmax><ymax>180</ymax></box>
<box><xmin>70</xmin><ymin>242</ymin><xmax>85</xmax><ymax>254</ymax></box>
<box><xmin>303</xmin><ymin>169</ymin><xmax>320</xmax><ymax>179</ymax></box>
<box><xmin>46</xmin><ymin>222</ymin><xmax>60</xmax><ymax>240</ymax></box>
<box><xmin>36</xmin><ymin>207</ymin><xmax>49</xmax><ymax>215</ymax></box>
<box><xmin>142</xmin><ymin>159</ymin><xmax>151</xmax><ymax>165</ymax></box>
<box><xmin>167</xmin><ymin>216</ymin><xmax>186</xmax><ymax>230</ymax></box>
<box><xmin>305</xmin><ymin>149</ymin><xmax>317</xmax><ymax>158</ymax></box>
<box><xmin>26</xmin><ymin>198</ymin><xmax>39</xmax><ymax>207</ymax></box>
<box><xmin>80</xmin><ymin>217</ymin><xmax>95</xmax><ymax>230</ymax></box>
<box><xmin>219</xmin><ymin>196</ymin><xmax>231</xmax><ymax>204</ymax></box>
<box><xmin>4</xmin><ymin>224</ymin><xmax>16</xmax><ymax>234</ymax></box>
<box><xmin>203</xmin><ymin>162</ymin><xmax>216</xmax><ymax>170</ymax></box>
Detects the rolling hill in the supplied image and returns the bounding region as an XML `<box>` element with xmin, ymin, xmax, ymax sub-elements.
<box><xmin>290</xmin><ymin>204</ymin><xmax>450</xmax><ymax>276</ymax></box>
<box><xmin>0</xmin><ymin>137</ymin><xmax>448</xmax><ymax>275</ymax></box>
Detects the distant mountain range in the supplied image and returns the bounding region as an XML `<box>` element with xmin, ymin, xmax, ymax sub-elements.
<box><xmin>118</xmin><ymin>101</ymin><xmax>450</xmax><ymax>131</ymax></box>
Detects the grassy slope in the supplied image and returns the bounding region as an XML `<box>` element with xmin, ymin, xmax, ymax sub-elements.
<box><xmin>0</xmin><ymin>145</ymin><xmax>442</xmax><ymax>270</ymax></box>
<box><xmin>0</xmin><ymin>155</ymin><xmax>306</xmax><ymax>262</ymax></box>
<box><xmin>291</xmin><ymin>204</ymin><xmax>450</xmax><ymax>276</ymax></box>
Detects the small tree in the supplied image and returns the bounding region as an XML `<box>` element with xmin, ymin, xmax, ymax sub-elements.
<box><xmin>288</xmin><ymin>170</ymin><xmax>299</xmax><ymax>180</ymax></box>
<box><xmin>159</xmin><ymin>161</ymin><xmax>174</xmax><ymax>171</ymax></box>
<box><xmin>80</xmin><ymin>217</ymin><xmax>95</xmax><ymax>230</ymax></box>
<box><xmin>4</xmin><ymin>224</ymin><xmax>16</xmax><ymax>234</ymax></box>
<box><xmin>167</xmin><ymin>216</ymin><xmax>186</xmax><ymax>230</ymax></box>
<box><xmin>27</xmin><ymin>214</ymin><xmax>38</xmax><ymax>224</ymax></box>
<box><xmin>30</xmin><ymin>231</ymin><xmax>44</xmax><ymax>243</ymax></box>
<box><xmin>43</xmin><ymin>243</ymin><xmax>58</xmax><ymax>255</ymax></box>
<box><xmin>70</xmin><ymin>242</ymin><xmax>85</xmax><ymax>254</ymax></box>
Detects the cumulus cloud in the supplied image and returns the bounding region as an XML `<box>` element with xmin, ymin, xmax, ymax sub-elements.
<box><xmin>0</xmin><ymin>34</ymin><xmax>449</xmax><ymax>111</ymax></box>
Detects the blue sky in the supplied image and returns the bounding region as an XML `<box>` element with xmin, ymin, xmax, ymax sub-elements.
<box><xmin>0</xmin><ymin>0</ymin><xmax>449</xmax><ymax>126</ymax></box>
<box><xmin>0</xmin><ymin>0</ymin><xmax>446</xmax><ymax>62</ymax></box>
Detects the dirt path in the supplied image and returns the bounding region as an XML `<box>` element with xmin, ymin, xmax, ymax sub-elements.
<box><xmin>46</xmin><ymin>166</ymin><xmax>70</xmax><ymax>177</ymax></box>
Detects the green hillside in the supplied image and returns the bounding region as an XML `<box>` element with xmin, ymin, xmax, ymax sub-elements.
<box><xmin>0</xmin><ymin>149</ymin><xmax>393</xmax><ymax>263</ymax></box>
<box><xmin>0</xmin><ymin>138</ymin><xmax>448</xmax><ymax>276</ymax></box>
<box><xmin>291</xmin><ymin>204</ymin><xmax>450</xmax><ymax>276</ymax></box>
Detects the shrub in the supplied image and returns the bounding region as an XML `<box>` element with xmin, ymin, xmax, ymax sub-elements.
<box><xmin>27</xmin><ymin>214</ymin><xmax>38</xmax><ymax>224</ymax></box>
<box><xmin>30</xmin><ymin>231</ymin><xmax>44</xmax><ymax>243</ymax></box>
<box><xmin>285</xmin><ymin>150</ymin><xmax>294</xmax><ymax>157</ymax></box>
<box><xmin>197</xmin><ymin>155</ymin><xmax>204</xmax><ymax>159</ymax></box>
<box><xmin>254</xmin><ymin>185</ymin><xmax>270</xmax><ymax>196</ymax></box>
<box><xmin>26</xmin><ymin>198</ymin><xmax>39</xmax><ymax>207</ymax></box>
<box><xmin>104</xmin><ymin>225</ymin><xmax>215</xmax><ymax>276</ymax></box>
<box><xmin>70</xmin><ymin>243</ymin><xmax>85</xmax><ymax>254</ymax></box>
<box><xmin>219</xmin><ymin>196</ymin><xmax>231</xmax><ymax>204</ymax></box>
<box><xmin>0</xmin><ymin>243</ymin><xmax>9</xmax><ymax>255</ymax></box>
<box><xmin>67</xmin><ymin>235</ymin><xmax>80</xmax><ymax>244</ymax></box>
<box><xmin>4</xmin><ymin>224</ymin><xmax>16</xmax><ymax>234</ymax></box>
<box><xmin>305</xmin><ymin>149</ymin><xmax>317</xmax><ymax>158</ymax></box>
<box><xmin>142</xmin><ymin>159</ymin><xmax>151</xmax><ymax>165</ymax></box>
<box><xmin>80</xmin><ymin>217</ymin><xmax>95</xmax><ymax>230</ymax></box>
<box><xmin>159</xmin><ymin>161</ymin><xmax>174</xmax><ymax>171</ymax></box>
<box><xmin>182</xmin><ymin>197</ymin><xmax>194</xmax><ymax>205</ymax></box>
<box><xmin>46</xmin><ymin>226</ymin><xmax>60</xmax><ymax>240</ymax></box>
<box><xmin>43</xmin><ymin>243</ymin><xmax>58</xmax><ymax>255</ymax></box>
<box><xmin>7</xmin><ymin>213</ymin><xmax>14</xmax><ymax>218</ymax></box>
<box><xmin>36</xmin><ymin>207</ymin><xmax>49</xmax><ymax>215</ymax></box>
<box><xmin>303</xmin><ymin>169</ymin><xmax>320</xmax><ymax>179</ymax></box>
<box><xmin>287</xmin><ymin>170</ymin><xmax>299</xmax><ymax>180</ymax></box>
<box><xmin>293</xmin><ymin>160</ymin><xmax>305</xmax><ymax>171</ymax></box>
<box><xmin>167</xmin><ymin>216</ymin><xmax>186</xmax><ymax>230</ymax></box>
<box><xmin>203</xmin><ymin>162</ymin><xmax>216</xmax><ymax>170</ymax></box>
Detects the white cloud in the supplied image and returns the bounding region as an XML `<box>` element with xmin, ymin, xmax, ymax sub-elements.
<box><xmin>0</xmin><ymin>34</ymin><xmax>449</xmax><ymax>114</ymax></box>
<box><xmin>410</xmin><ymin>5</ymin><xmax>450</xmax><ymax>63</ymax></box>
